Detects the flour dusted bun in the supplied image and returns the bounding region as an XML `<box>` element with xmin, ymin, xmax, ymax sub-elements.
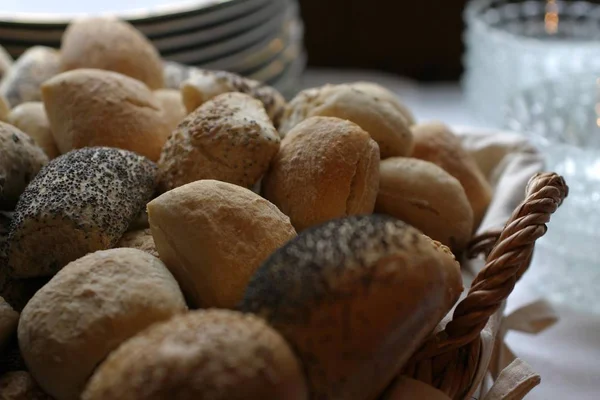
<box><xmin>0</xmin><ymin>47</ymin><xmax>60</xmax><ymax>108</ymax></box>
<box><xmin>411</xmin><ymin>122</ymin><xmax>492</xmax><ymax>229</ymax></box>
<box><xmin>18</xmin><ymin>248</ymin><xmax>187</xmax><ymax>400</ymax></box>
<box><xmin>350</xmin><ymin>81</ymin><xmax>416</xmax><ymax>125</ymax></box>
<box><xmin>280</xmin><ymin>83</ymin><xmax>413</xmax><ymax>157</ymax></box>
<box><xmin>83</xmin><ymin>310</ymin><xmax>308</xmax><ymax>400</ymax></box>
<box><xmin>240</xmin><ymin>215</ymin><xmax>463</xmax><ymax>400</ymax></box>
<box><xmin>116</xmin><ymin>228</ymin><xmax>158</xmax><ymax>258</ymax></box>
<box><xmin>42</xmin><ymin>69</ymin><xmax>170</xmax><ymax>160</ymax></box>
<box><xmin>6</xmin><ymin>147</ymin><xmax>156</xmax><ymax>278</ymax></box>
<box><xmin>375</xmin><ymin>157</ymin><xmax>474</xmax><ymax>251</ymax></box>
<box><xmin>181</xmin><ymin>70</ymin><xmax>286</xmax><ymax>126</ymax></box>
<box><xmin>158</xmin><ymin>92</ymin><xmax>279</xmax><ymax>192</ymax></box>
<box><xmin>148</xmin><ymin>180</ymin><xmax>296</xmax><ymax>308</ymax></box>
<box><xmin>0</xmin><ymin>122</ymin><xmax>48</xmax><ymax>209</ymax></box>
<box><xmin>60</xmin><ymin>17</ymin><xmax>164</xmax><ymax>89</ymax></box>
<box><xmin>263</xmin><ymin>116</ymin><xmax>380</xmax><ymax>231</ymax></box>
<box><xmin>154</xmin><ymin>89</ymin><xmax>187</xmax><ymax>131</ymax></box>
<box><xmin>7</xmin><ymin>102</ymin><xmax>59</xmax><ymax>159</ymax></box>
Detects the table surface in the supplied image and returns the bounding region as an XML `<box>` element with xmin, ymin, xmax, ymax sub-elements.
<box><xmin>303</xmin><ymin>68</ymin><xmax>600</xmax><ymax>400</ymax></box>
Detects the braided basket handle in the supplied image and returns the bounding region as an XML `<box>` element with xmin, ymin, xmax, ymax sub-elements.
<box><xmin>402</xmin><ymin>172</ymin><xmax>568</xmax><ymax>398</ymax></box>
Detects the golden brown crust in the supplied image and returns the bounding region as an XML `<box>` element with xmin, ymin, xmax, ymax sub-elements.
<box><xmin>82</xmin><ymin>310</ymin><xmax>308</xmax><ymax>400</ymax></box>
<box><xmin>60</xmin><ymin>17</ymin><xmax>164</xmax><ymax>89</ymax></box>
<box><xmin>157</xmin><ymin>92</ymin><xmax>280</xmax><ymax>192</ymax></box>
<box><xmin>0</xmin><ymin>95</ymin><xmax>8</xmax><ymax>122</ymax></box>
<box><xmin>375</xmin><ymin>157</ymin><xmax>474</xmax><ymax>252</ymax></box>
<box><xmin>41</xmin><ymin>69</ymin><xmax>170</xmax><ymax>160</ymax></box>
<box><xmin>280</xmin><ymin>83</ymin><xmax>413</xmax><ymax>158</ymax></box>
<box><xmin>411</xmin><ymin>122</ymin><xmax>493</xmax><ymax>229</ymax></box>
<box><xmin>240</xmin><ymin>215</ymin><xmax>463</xmax><ymax>400</ymax></box>
<box><xmin>263</xmin><ymin>116</ymin><xmax>380</xmax><ymax>231</ymax></box>
<box><xmin>18</xmin><ymin>248</ymin><xmax>187</xmax><ymax>400</ymax></box>
<box><xmin>116</xmin><ymin>229</ymin><xmax>158</xmax><ymax>258</ymax></box>
<box><xmin>147</xmin><ymin>180</ymin><xmax>296</xmax><ymax>308</ymax></box>
<box><xmin>153</xmin><ymin>89</ymin><xmax>187</xmax><ymax>132</ymax></box>
<box><xmin>7</xmin><ymin>102</ymin><xmax>59</xmax><ymax>159</ymax></box>
<box><xmin>350</xmin><ymin>81</ymin><xmax>416</xmax><ymax>125</ymax></box>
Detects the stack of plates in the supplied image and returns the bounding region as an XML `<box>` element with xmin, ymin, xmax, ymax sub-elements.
<box><xmin>0</xmin><ymin>0</ymin><xmax>305</xmax><ymax>96</ymax></box>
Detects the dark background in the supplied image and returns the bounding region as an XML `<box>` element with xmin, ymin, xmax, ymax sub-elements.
<box><xmin>297</xmin><ymin>0</ymin><xmax>469</xmax><ymax>81</ymax></box>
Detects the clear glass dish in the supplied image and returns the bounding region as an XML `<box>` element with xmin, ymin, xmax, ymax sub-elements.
<box><xmin>463</xmin><ymin>0</ymin><xmax>600</xmax><ymax>126</ymax></box>
<box><xmin>505</xmin><ymin>71</ymin><xmax>600</xmax><ymax>314</ymax></box>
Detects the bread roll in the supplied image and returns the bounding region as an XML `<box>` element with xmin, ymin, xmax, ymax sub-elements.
<box><xmin>263</xmin><ymin>116</ymin><xmax>380</xmax><ymax>231</ymax></box>
<box><xmin>0</xmin><ymin>296</ymin><xmax>18</xmax><ymax>352</ymax></box>
<box><xmin>240</xmin><ymin>215</ymin><xmax>463</xmax><ymax>400</ymax></box>
<box><xmin>60</xmin><ymin>17</ymin><xmax>164</xmax><ymax>89</ymax></box>
<box><xmin>6</xmin><ymin>147</ymin><xmax>156</xmax><ymax>278</ymax></box>
<box><xmin>280</xmin><ymin>83</ymin><xmax>413</xmax><ymax>157</ymax></box>
<box><xmin>116</xmin><ymin>229</ymin><xmax>158</xmax><ymax>257</ymax></box>
<box><xmin>0</xmin><ymin>371</ymin><xmax>52</xmax><ymax>400</ymax></box>
<box><xmin>158</xmin><ymin>92</ymin><xmax>280</xmax><ymax>192</ymax></box>
<box><xmin>181</xmin><ymin>70</ymin><xmax>286</xmax><ymax>126</ymax></box>
<box><xmin>18</xmin><ymin>248</ymin><xmax>187</xmax><ymax>400</ymax></box>
<box><xmin>163</xmin><ymin>61</ymin><xmax>198</xmax><ymax>90</ymax></box>
<box><xmin>411</xmin><ymin>122</ymin><xmax>492</xmax><ymax>229</ymax></box>
<box><xmin>0</xmin><ymin>47</ymin><xmax>60</xmax><ymax>107</ymax></box>
<box><xmin>0</xmin><ymin>45</ymin><xmax>12</xmax><ymax>81</ymax></box>
<box><xmin>154</xmin><ymin>89</ymin><xmax>187</xmax><ymax>131</ymax></box>
<box><xmin>0</xmin><ymin>122</ymin><xmax>48</xmax><ymax>209</ymax></box>
<box><xmin>0</xmin><ymin>95</ymin><xmax>8</xmax><ymax>122</ymax></box>
<box><xmin>83</xmin><ymin>310</ymin><xmax>308</xmax><ymax>400</ymax></box>
<box><xmin>375</xmin><ymin>157</ymin><xmax>474</xmax><ymax>251</ymax></box>
<box><xmin>350</xmin><ymin>81</ymin><xmax>416</xmax><ymax>125</ymax></box>
<box><xmin>42</xmin><ymin>69</ymin><xmax>170</xmax><ymax>160</ymax></box>
<box><xmin>7</xmin><ymin>102</ymin><xmax>59</xmax><ymax>159</ymax></box>
<box><xmin>148</xmin><ymin>180</ymin><xmax>296</xmax><ymax>308</ymax></box>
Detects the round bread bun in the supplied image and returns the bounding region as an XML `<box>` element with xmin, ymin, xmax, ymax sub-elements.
<box><xmin>411</xmin><ymin>122</ymin><xmax>493</xmax><ymax>229</ymax></box>
<box><xmin>18</xmin><ymin>248</ymin><xmax>187</xmax><ymax>400</ymax></box>
<box><xmin>41</xmin><ymin>69</ymin><xmax>170</xmax><ymax>160</ymax></box>
<box><xmin>60</xmin><ymin>17</ymin><xmax>164</xmax><ymax>89</ymax></box>
<box><xmin>181</xmin><ymin>70</ymin><xmax>286</xmax><ymax>127</ymax></box>
<box><xmin>263</xmin><ymin>116</ymin><xmax>380</xmax><ymax>232</ymax></box>
<box><xmin>0</xmin><ymin>47</ymin><xmax>60</xmax><ymax>108</ymax></box>
<box><xmin>350</xmin><ymin>81</ymin><xmax>416</xmax><ymax>126</ymax></box>
<box><xmin>0</xmin><ymin>45</ymin><xmax>12</xmax><ymax>81</ymax></box>
<box><xmin>147</xmin><ymin>180</ymin><xmax>296</xmax><ymax>308</ymax></box>
<box><xmin>0</xmin><ymin>121</ymin><xmax>48</xmax><ymax>209</ymax></box>
<box><xmin>240</xmin><ymin>214</ymin><xmax>463</xmax><ymax>400</ymax></box>
<box><xmin>154</xmin><ymin>89</ymin><xmax>187</xmax><ymax>132</ymax></box>
<box><xmin>7</xmin><ymin>102</ymin><xmax>59</xmax><ymax>159</ymax></box>
<box><xmin>158</xmin><ymin>92</ymin><xmax>280</xmax><ymax>192</ymax></box>
<box><xmin>0</xmin><ymin>296</ymin><xmax>18</xmax><ymax>352</ymax></box>
<box><xmin>375</xmin><ymin>157</ymin><xmax>474</xmax><ymax>251</ymax></box>
<box><xmin>7</xmin><ymin>147</ymin><xmax>156</xmax><ymax>278</ymax></box>
<box><xmin>82</xmin><ymin>309</ymin><xmax>308</xmax><ymax>400</ymax></box>
<box><xmin>0</xmin><ymin>371</ymin><xmax>52</xmax><ymax>400</ymax></box>
<box><xmin>279</xmin><ymin>83</ymin><xmax>413</xmax><ymax>158</ymax></box>
<box><xmin>116</xmin><ymin>228</ymin><xmax>158</xmax><ymax>258</ymax></box>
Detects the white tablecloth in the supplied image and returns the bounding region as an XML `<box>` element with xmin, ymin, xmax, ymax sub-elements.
<box><xmin>302</xmin><ymin>68</ymin><xmax>600</xmax><ymax>400</ymax></box>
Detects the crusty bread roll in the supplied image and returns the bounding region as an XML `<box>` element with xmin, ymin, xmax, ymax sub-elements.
<box><xmin>18</xmin><ymin>248</ymin><xmax>187</xmax><ymax>400</ymax></box>
<box><xmin>154</xmin><ymin>89</ymin><xmax>187</xmax><ymax>131</ymax></box>
<box><xmin>42</xmin><ymin>69</ymin><xmax>170</xmax><ymax>160</ymax></box>
<box><xmin>60</xmin><ymin>17</ymin><xmax>164</xmax><ymax>89</ymax></box>
<box><xmin>279</xmin><ymin>83</ymin><xmax>413</xmax><ymax>158</ymax></box>
<box><xmin>7</xmin><ymin>102</ymin><xmax>59</xmax><ymax>159</ymax></box>
<box><xmin>0</xmin><ymin>296</ymin><xmax>18</xmax><ymax>352</ymax></box>
<box><xmin>0</xmin><ymin>371</ymin><xmax>52</xmax><ymax>400</ymax></box>
<box><xmin>0</xmin><ymin>45</ymin><xmax>12</xmax><ymax>81</ymax></box>
<box><xmin>6</xmin><ymin>147</ymin><xmax>156</xmax><ymax>278</ymax></box>
<box><xmin>350</xmin><ymin>81</ymin><xmax>416</xmax><ymax>126</ymax></box>
<box><xmin>375</xmin><ymin>157</ymin><xmax>474</xmax><ymax>251</ymax></box>
<box><xmin>411</xmin><ymin>122</ymin><xmax>493</xmax><ymax>229</ymax></box>
<box><xmin>82</xmin><ymin>310</ymin><xmax>308</xmax><ymax>400</ymax></box>
<box><xmin>240</xmin><ymin>215</ymin><xmax>463</xmax><ymax>400</ymax></box>
<box><xmin>263</xmin><ymin>116</ymin><xmax>380</xmax><ymax>231</ymax></box>
<box><xmin>116</xmin><ymin>229</ymin><xmax>158</xmax><ymax>258</ymax></box>
<box><xmin>0</xmin><ymin>122</ymin><xmax>48</xmax><ymax>209</ymax></box>
<box><xmin>158</xmin><ymin>92</ymin><xmax>280</xmax><ymax>192</ymax></box>
<box><xmin>0</xmin><ymin>95</ymin><xmax>8</xmax><ymax>121</ymax></box>
<box><xmin>181</xmin><ymin>70</ymin><xmax>286</xmax><ymax>126</ymax></box>
<box><xmin>0</xmin><ymin>47</ymin><xmax>60</xmax><ymax>107</ymax></box>
<box><xmin>148</xmin><ymin>180</ymin><xmax>296</xmax><ymax>308</ymax></box>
